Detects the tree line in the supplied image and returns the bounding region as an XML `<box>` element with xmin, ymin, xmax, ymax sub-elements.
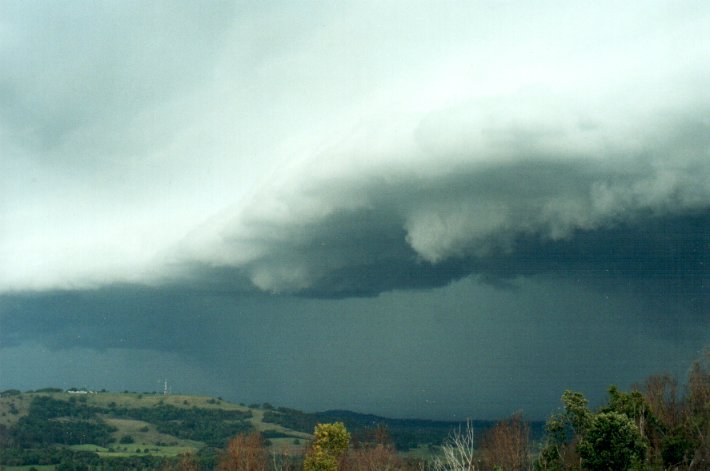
<box><xmin>536</xmin><ymin>349</ymin><xmax>710</xmax><ymax>470</ymax></box>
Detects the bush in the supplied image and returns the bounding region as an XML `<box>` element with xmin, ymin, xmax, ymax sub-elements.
<box><xmin>577</xmin><ymin>412</ymin><xmax>647</xmax><ymax>471</ymax></box>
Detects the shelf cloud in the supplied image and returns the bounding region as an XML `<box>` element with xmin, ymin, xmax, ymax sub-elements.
<box><xmin>2</xmin><ymin>1</ymin><xmax>708</xmax><ymax>297</ymax></box>
<box><xmin>177</xmin><ymin>81</ymin><xmax>709</xmax><ymax>297</ymax></box>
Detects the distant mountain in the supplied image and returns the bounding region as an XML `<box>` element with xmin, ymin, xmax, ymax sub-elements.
<box><xmin>262</xmin><ymin>406</ymin><xmax>545</xmax><ymax>450</ymax></box>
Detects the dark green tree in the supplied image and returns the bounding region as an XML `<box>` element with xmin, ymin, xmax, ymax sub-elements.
<box><xmin>576</xmin><ymin>411</ymin><xmax>647</xmax><ymax>471</ymax></box>
<box><xmin>536</xmin><ymin>390</ymin><xmax>592</xmax><ymax>470</ymax></box>
<box><xmin>660</xmin><ymin>428</ymin><xmax>695</xmax><ymax>468</ymax></box>
<box><xmin>562</xmin><ymin>390</ymin><xmax>592</xmax><ymax>435</ymax></box>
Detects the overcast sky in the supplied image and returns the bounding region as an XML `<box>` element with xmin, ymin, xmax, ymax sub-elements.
<box><xmin>1</xmin><ymin>1</ymin><xmax>708</xmax><ymax>420</ymax></box>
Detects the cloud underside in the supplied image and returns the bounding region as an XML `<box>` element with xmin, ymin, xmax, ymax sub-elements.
<box><xmin>186</xmin><ymin>210</ymin><xmax>708</xmax><ymax>300</ymax></box>
<box><xmin>179</xmin><ymin>99</ymin><xmax>709</xmax><ymax>298</ymax></box>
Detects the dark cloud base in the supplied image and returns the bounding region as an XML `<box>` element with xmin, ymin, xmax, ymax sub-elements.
<box><xmin>2</xmin><ymin>209</ymin><xmax>705</xmax><ymax>354</ymax></box>
<box><xmin>253</xmin><ymin>210</ymin><xmax>707</xmax><ymax>302</ymax></box>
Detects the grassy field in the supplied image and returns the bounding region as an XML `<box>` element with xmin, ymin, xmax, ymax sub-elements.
<box><xmin>1</xmin><ymin>390</ymin><xmax>252</xmax><ymax>424</ymax></box>
<box><xmin>69</xmin><ymin>440</ymin><xmax>201</xmax><ymax>457</ymax></box>
<box><xmin>101</xmin><ymin>416</ymin><xmax>203</xmax><ymax>448</ymax></box>
<box><xmin>249</xmin><ymin>409</ymin><xmax>312</xmax><ymax>440</ymax></box>
<box><xmin>66</xmin><ymin>391</ymin><xmax>251</xmax><ymax>412</ymax></box>
<box><xmin>0</xmin><ymin>392</ymin><xmax>32</xmax><ymax>427</ymax></box>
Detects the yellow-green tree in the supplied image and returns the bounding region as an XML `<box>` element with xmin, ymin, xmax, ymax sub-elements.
<box><xmin>303</xmin><ymin>422</ymin><xmax>350</xmax><ymax>471</ymax></box>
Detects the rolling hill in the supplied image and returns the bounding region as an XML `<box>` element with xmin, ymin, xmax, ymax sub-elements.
<box><xmin>0</xmin><ymin>388</ymin><xmax>542</xmax><ymax>470</ymax></box>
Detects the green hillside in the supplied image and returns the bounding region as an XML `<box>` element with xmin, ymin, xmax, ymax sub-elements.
<box><xmin>0</xmin><ymin>389</ymin><xmax>312</xmax><ymax>470</ymax></box>
<box><xmin>0</xmin><ymin>389</ymin><xmax>540</xmax><ymax>470</ymax></box>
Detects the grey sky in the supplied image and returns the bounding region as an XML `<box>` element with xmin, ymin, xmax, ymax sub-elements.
<box><xmin>1</xmin><ymin>1</ymin><xmax>708</xmax><ymax>419</ymax></box>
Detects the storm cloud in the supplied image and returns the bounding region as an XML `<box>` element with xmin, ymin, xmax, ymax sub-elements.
<box><xmin>1</xmin><ymin>1</ymin><xmax>709</xmax><ymax>419</ymax></box>
<box><xmin>2</xmin><ymin>1</ymin><xmax>708</xmax><ymax>296</ymax></box>
<box><xmin>178</xmin><ymin>87</ymin><xmax>709</xmax><ymax>296</ymax></box>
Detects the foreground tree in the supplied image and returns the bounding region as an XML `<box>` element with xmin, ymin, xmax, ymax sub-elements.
<box><xmin>642</xmin><ymin>374</ymin><xmax>681</xmax><ymax>430</ymax></box>
<box><xmin>347</xmin><ymin>443</ymin><xmax>407</xmax><ymax>471</ymax></box>
<box><xmin>218</xmin><ymin>431</ymin><xmax>267</xmax><ymax>471</ymax></box>
<box><xmin>576</xmin><ymin>411</ymin><xmax>647</xmax><ymax>471</ymax></box>
<box><xmin>348</xmin><ymin>424</ymin><xmax>410</xmax><ymax>471</ymax></box>
<box><xmin>480</xmin><ymin>412</ymin><xmax>531</xmax><ymax>471</ymax></box>
<box><xmin>303</xmin><ymin>422</ymin><xmax>350</xmax><ymax>471</ymax></box>
<box><xmin>536</xmin><ymin>391</ymin><xmax>592</xmax><ymax>471</ymax></box>
<box><xmin>686</xmin><ymin>350</ymin><xmax>710</xmax><ymax>469</ymax></box>
<box><xmin>536</xmin><ymin>388</ymin><xmax>652</xmax><ymax>471</ymax></box>
<box><xmin>639</xmin><ymin>374</ymin><xmax>689</xmax><ymax>468</ymax></box>
<box><xmin>268</xmin><ymin>448</ymin><xmax>299</xmax><ymax>471</ymax></box>
<box><xmin>639</xmin><ymin>349</ymin><xmax>710</xmax><ymax>469</ymax></box>
<box><xmin>431</xmin><ymin>420</ymin><xmax>477</xmax><ymax>471</ymax></box>
<box><xmin>161</xmin><ymin>453</ymin><xmax>199</xmax><ymax>471</ymax></box>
